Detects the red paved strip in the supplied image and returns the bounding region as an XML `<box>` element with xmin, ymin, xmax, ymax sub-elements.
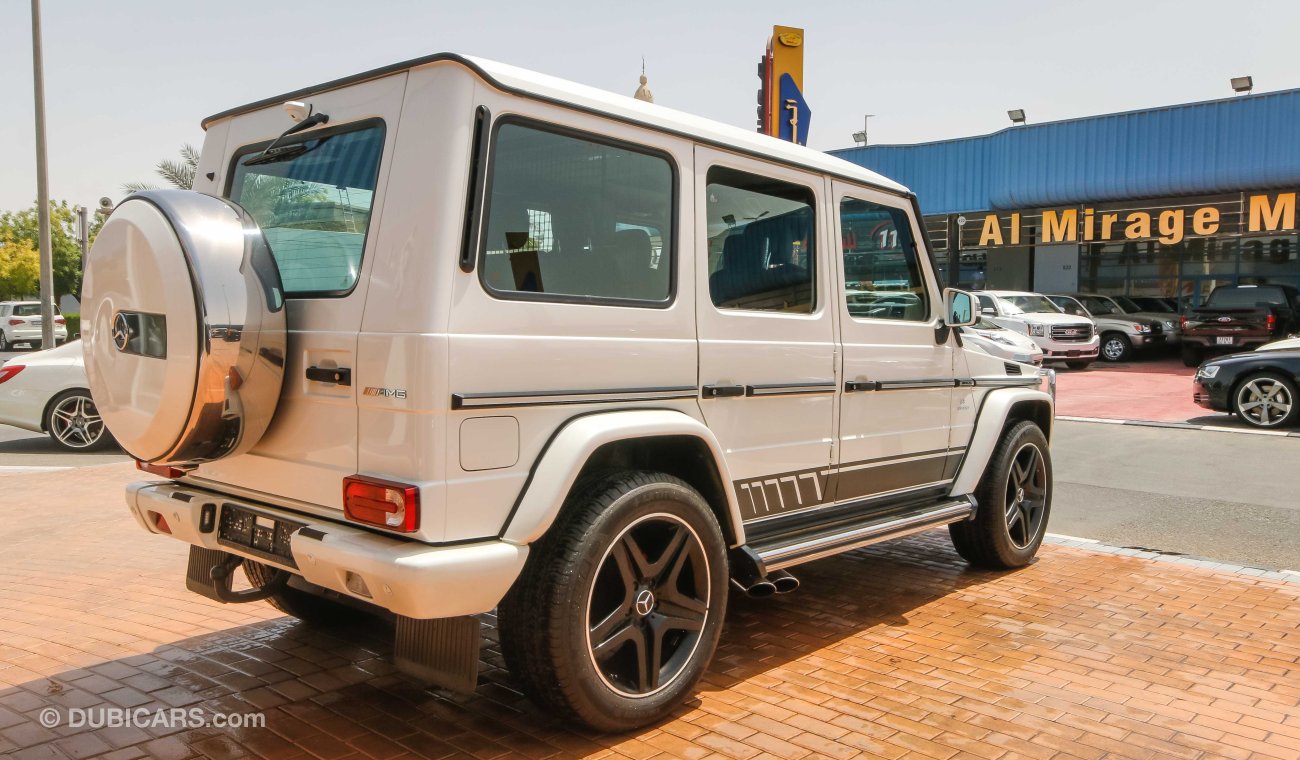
<box><xmin>1052</xmin><ymin>358</ymin><xmax>1211</xmax><ymax>423</ymax></box>
<box><xmin>1</xmin><ymin>464</ymin><xmax>1297</xmax><ymax>759</ymax></box>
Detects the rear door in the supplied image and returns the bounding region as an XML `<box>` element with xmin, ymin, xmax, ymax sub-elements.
<box><xmin>694</xmin><ymin>147</ymin><xmax>837</xmax><ymax>523</ymax></box>
<box><xmin>192</xmin><ymin>75</ymin><xmax>405</xmax><ymax>512</ymax></box>
<box><xmin>832</xmin><ymin>183</ymin><xmax>960</xmax><ymax>503</ymax></box>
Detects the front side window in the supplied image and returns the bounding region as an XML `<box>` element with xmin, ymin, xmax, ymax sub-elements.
<box><xmin>706</xmin><ymin>167</ymin><xmax>816</xmax><ymax>313</ymax></box>
<box><xmin>977</xmin><ymin>294</ymin><xmax>999</xmax><ymax>314</ymax></box>
<box><xmin>840</xmin><ymin>198</ymin><xmax>929</xmax><ymax>321</ymax></box>
<box><xmin>229</xmin><ymin>123</ymin><xmax>385</xmax><ymax>296</ymax></box>
<box><xmin>480</xmin><ymin>122</ymin><xmax>673</xmax><ymax>303</ymax></box>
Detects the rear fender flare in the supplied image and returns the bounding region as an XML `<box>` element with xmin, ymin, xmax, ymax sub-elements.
<box><xmin>499</xmin><ymin>409</ymin><xmax>745</xmax><ymax>546</ymax></box>
<box><xmin>949</xmin><ymin>388</ymin><xmax>1054</xmax><ymax>497</ymax></box>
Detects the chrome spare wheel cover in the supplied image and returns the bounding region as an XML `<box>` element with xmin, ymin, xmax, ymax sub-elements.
<box><xmin>81</xmin><ymin>190</ymin><xmax>286</xmax><ymax>465</ymax></box>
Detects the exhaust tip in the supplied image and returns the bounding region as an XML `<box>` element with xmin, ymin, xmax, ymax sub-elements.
<box><xmin>769</xmin><ymin>570</ymin><xmax>799</xmax><ymax>594</ymax></box>
<box><xmin>745</xmin><ymin>580</ymin><xmax>778</xmax><ymax>598</ymax></box>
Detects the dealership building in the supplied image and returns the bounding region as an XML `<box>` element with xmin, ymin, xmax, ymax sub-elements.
<box><xmin>830</xmin><ymin>88</ymin><xmax>1300</xmax><ymax>308</ymax></box>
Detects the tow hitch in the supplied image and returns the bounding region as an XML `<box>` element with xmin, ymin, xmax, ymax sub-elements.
<box><xmin>185</xmin><ymin>546</ymin><xmax>289</xmax><ymax>603</ymax></box>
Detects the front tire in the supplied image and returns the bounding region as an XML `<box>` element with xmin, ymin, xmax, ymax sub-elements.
<box><xmin>949</xmin><ymin>420</ymin><xmax>1052</xmax><ymax>569</ymax></box>
<box><xmin>498</xmin><ymin>472</ymin><xmax>728</xmax><ymax>732</ymax></box>
<box><xmin>1181</xmin><ymin>344</ymin><xmax>1203</xmax><ymax>367</ymax></box>
<box><xmin>1232</xmin><ymin>372</ymin><xmax>1299</xmax><ymax>428</ymax></box>
<box><xmin>1065</xmin><ymin>360</ymin><xmax>1092</xmax><ymax>370</ymax></box>
<box><xmin>1100</xmin><ymin>333</ymin><xmax>1132</xmax><ymax>362</ymax></box>
<box><xmin>0</xmin><ymin>331</ymin><xmax>8</xmax><ymax>351</ymax></box>
<box><xmin>44</xmin><ymin>390</ymin><xmax>113</xmax><ymax>451</ymax></box>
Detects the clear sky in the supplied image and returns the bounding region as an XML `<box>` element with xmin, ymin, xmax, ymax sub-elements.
<box><xmin>2</xmin><ymin>0</ymin><xmax>1299</xmax><ymax>213</ymax></box>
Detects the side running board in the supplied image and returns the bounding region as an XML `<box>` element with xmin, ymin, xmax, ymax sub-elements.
<box><xmin>749</xmin><ymin>496</ymin><xmax>976</xmax><ymax>572</ymax></box>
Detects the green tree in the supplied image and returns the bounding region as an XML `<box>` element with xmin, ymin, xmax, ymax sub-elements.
<box><xmin>0</xmin><ymin>201</ymin><xmax>86</xmax><ymax>299</ymax></box>
<box><xmin>123</xmin><ymin>144</ymin><xmax>200</xmax><ymax>192</ymax></box>
<box><xmin>0</xmin><ymin>237</ymin><xmax>40</xmax><ymax>301</ymax></box>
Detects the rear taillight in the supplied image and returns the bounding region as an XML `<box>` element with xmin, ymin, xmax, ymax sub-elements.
<box><xmin>0</xmin><ymin>365</ymin><xmax>24</xmax><ymax>385</ymax></box>
<box><xmin>148</xmin><ymin>511</ymin><xmax>172</xmax><ymax>534</ymax></box>
<box><xmin>344</xmin><ymin>475</ymin><xmax>420</xmax><ymax>532</ymax></box>
<box><xmin>55</xmin><ymin>317</ymin><xmax>65</xmax><ymax>325</ymax></box>
<box><xmin>7</xmin><ymin>319</ymin><xmax>23</xmax><ymax>326</ymax></box>
<box><xmin>1267</xmin><ymin>313</ymin><xmax>1277</xmax><ymax>331</ymax></box>
<box><xmin>135</xmin><ymin>460</ymin><xmax>189</xmax><ymax>479</ymax></box>
<box><xmin>1179</xmin><ymin>315</ymin><xmax>1188</xmax><ymax>329</ymax></box>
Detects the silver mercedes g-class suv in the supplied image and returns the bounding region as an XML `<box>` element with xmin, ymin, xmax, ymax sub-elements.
<box><xmin>81</xmin><ymin>53</ymin><xmax>1055</xmax><ymax>731</ymax></box>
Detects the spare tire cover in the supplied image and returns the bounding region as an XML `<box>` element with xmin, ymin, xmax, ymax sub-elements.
<box><xmin>82</xmin><ymin>190</ymin><xmax>286</xmax><ymax>465</ymax></box>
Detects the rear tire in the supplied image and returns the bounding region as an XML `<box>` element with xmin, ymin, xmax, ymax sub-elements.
<box><xmin>1181</xmin><ymin>344</ymin><xmax>1203</xmax><ymax>367</ymax></box>
<box><xmin>1100</xmin><ymin>333</ymin><xmax>1132</xmax><ymax>362</ymax></box>
<box><xmin>243</xmin><ymin>561</ymin><xmax>369</xmax><ymax>625</ymax></box>
<box><xmin>949</xmin><ymin>420</ymin><xmax>1052</xmax><ymax>569</ymax></box>
<box><xmin>498</xmin><ymin>471</ymin><xmax>728</xmax><ymax>732</ymax></box>
<box><xmin>0</xmin><ymin>331</ymin><xmax>8</xmax><ymax>351</ymax></box>
<box><xmin>1065</xmin><ymin>360</ymin><xmax>1092</xmax><ymax>370</ymax></box>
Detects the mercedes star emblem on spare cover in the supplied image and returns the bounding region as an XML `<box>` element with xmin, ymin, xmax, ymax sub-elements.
<box><xmin>112</xmin><ymin>313</ymin><xmax>131</xmax><ymax>351</ymax></box>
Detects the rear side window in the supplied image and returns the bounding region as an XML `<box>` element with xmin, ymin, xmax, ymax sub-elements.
<box><xmin>228</xmin><ymin>122</ymin><xmax>385</xmax><ymax>297</ymax></box>
<box><xmin>706</xmin><ymin>167</ymin><xmax>816</xmax><ymax>313</ymax></box>
<box><xmin>479</xmin><ymin>121</ymin><xmax>674</xmax><ymax>304</ymax></box>
<box><xmin>839</xmin><ymin>198</ymin><xmax>929</xmax><ymax>321</ymax></box>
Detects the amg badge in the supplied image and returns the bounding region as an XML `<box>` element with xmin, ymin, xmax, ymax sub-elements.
<box><xmin>363</xmin><ymin>387</ymin><xmax>407</xmax><ymax>399</ymax></box>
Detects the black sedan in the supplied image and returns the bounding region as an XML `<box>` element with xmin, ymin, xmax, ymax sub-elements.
<box><xmin>1193</xmin><ymin>347</ymin><xmax>1300</xmax><ymax>428</ymax></box>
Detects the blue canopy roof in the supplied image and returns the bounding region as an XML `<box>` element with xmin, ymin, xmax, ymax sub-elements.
<box><xmin>829</xmin><ymin>89</ymin><xmax>1300</xmax><ymax>215</ymax></box>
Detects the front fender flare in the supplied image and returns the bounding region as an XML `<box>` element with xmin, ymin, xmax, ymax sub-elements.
<box><xmin>949</xmin><ymin>387</ymin><xmax>1054</xmax><ymax>497</ymax></box>
<box><xmin>499</xmin><ymin>409</ymin><xmax>745</xmax><ymax>546</ymax></box>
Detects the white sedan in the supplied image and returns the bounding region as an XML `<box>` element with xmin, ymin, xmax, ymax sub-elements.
<box><xmin>0</xmin><ymin>341</ymin><xmax>114</xmax><ymax>451</ymax></box>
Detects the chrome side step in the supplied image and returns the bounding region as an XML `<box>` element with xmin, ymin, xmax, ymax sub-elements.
<box><xmin>754</xmin><ymin>496</ymin><xmax>976</xmax><ymax>571</ymax></box>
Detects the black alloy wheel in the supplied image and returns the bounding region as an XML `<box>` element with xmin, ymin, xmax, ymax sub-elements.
<box><xmin>497</xmin><ymin>471</ymin><xmax>727</xmax><ymax>732</ymax></box>
<box><xmin>586</xmin><ymin>513</ymin><xmax>711</xmax><ymax>697</ymax></box>
<box><xmin>949</xmin><ymin>419</ymin><xmax>1053</xmax><ymax>569</ymax></box>
<box><xmin>1002</xmin><ymin>442</ymin><xmax>1049</xmax><ymax>549</ymax></box>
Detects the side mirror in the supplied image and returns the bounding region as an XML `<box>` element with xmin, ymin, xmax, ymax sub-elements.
<box><xmin>944</xmin><ymin>289</ymin><xmax>977</xmax><ymax>327</ymax></box>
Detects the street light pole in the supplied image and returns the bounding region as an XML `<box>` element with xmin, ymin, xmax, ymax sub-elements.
<box><xmin>31</xmin><ymin>0</ymin><xmax>55</xmax><ymax>349</ymax></box>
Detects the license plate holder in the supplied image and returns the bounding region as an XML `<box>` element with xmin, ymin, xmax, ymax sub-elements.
<box><xmin>217</xmin><ymin>504</ymin><xmax>302</xmax><ymax>568</ymax></box>
<box><xmin>1216</xmin><ymin>336</ymin><xmax>1235</xmax><ymax>345</ymax></box>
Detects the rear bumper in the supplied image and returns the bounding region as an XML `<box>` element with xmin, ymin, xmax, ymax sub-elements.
<box><xmin>1183</xmin><ymin>334</ymin><xmax>1269</xmax><ymax>349</ymax></box>
<box><xmin>128</xmin><ymin>481</ymin><xmax>528</xmax><ymax>619</ymax></box>
<box><xmin>3</xmin><ymin>325</ymin><xmax>67</xmax><ymax>341</ymax></box>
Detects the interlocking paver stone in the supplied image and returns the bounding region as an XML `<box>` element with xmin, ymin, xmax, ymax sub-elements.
<box><xmin>1</xmin><ymin>463</ymin><xmax>1298</xmax><ymax>759</ymax></box>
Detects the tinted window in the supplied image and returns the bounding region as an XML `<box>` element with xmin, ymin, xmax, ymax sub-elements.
<box><xmin>1051</xmin><ymin>297</ymin><xmax>1088</xmax><ymax>317</ymax></box>
<box><xmin>1206</xmin><ymin>286</ymin><xmax>1288</xmax><ymax>308</ymax></box>
<box><xmin>230</xmin><ymin>124</ymin><xmax>385</xmax><ymax>296</ymax></box>
<box><xmin>480</xmin><ymin>123</ymin><xmax>673</xmax><ymax>303</ymax></box>
<box><xmin>706</xmin><ymin>167</ymin><xmax>815</xmax><ymax>312</ymax></box>
<box><xmin>839</xmin><ymin>198</ymin><xmax>928</xmax><ymax>321</ymax></box>
<box><xmin>977</xmin><ymin>294</ymin><xmax>998</xmax><ymax>313</ymax></box>
<box><xmin>12</xmin><ymin>304</ymin><xmax>42</xmax><ymax>317</ymax></box>
<box><xmin>1080</xmin><ymin>296</ymin><xmax>1118</xmax><ymax>315</ymax></box>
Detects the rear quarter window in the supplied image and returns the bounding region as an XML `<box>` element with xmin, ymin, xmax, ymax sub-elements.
<box><xmin>227</xmin><ymin>121</ymin><xmax>385</xmax><ymax>297</ymax></box>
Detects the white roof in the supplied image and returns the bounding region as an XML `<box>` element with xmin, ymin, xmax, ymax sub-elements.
<box><xmin>204</xmin><ymin>53</ymin><xmax>909</xmax><ymax>197</ymax></box>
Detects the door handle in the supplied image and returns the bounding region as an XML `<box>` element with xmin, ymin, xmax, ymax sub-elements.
<box><xmin>306</xmin><ymin>366</ymin><xmax>351</xmax><ymax>386</ymax></box>
<box><xmin>701</xmin><ymin>384</ymin><xmax>745</xmax><ymax>398</ymax></box>
<box><xmin>844</xmin><ymin>380</ymin><xmax>879</xmax><ymax>392</ymax></box>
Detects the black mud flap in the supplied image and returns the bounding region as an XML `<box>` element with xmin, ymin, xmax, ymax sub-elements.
<box><xmin>393</xmin><ymin>615</ymin><xmax>481</xmax><ymax>694</ymax></box>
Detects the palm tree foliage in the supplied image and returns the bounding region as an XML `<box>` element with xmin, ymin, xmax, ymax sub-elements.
<box><xmin>123</xmin><ymin>144</ymin><xmax>200</xmax><ymax>192</ymax></box>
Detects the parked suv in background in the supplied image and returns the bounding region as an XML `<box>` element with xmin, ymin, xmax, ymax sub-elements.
<box><xmin>1179</xmin><ymin>284</ymin><xmax>1300</xmax><ymax>366</ymax></box>
<box><xmin>0</xmin><ymin>301</ymin><xmax>67</xmax><ymax>351</ymax></box>
<box><xmin>80</xmin><ymin>53</ymin><xmax>1056</xmax><ymax>731</ymax></box>
<box><xmin>1046</xmin><ymin>294</ymin><xmax>1166</xmax><ymax>362</ymax></box>
<box><xmin>975</xmin><ymin>290</ymin><xmax>1099</xmax><ymax>369</ymax></box>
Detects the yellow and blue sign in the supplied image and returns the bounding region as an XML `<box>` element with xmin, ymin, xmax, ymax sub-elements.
<box><xmin>758</xmin><ymin>25</ymin><xmax>810</xmax><ymax>146</ymax></box>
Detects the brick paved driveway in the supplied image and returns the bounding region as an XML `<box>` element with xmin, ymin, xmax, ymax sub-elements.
<box><xmin>1</xmin><ymin>464</ymin><xmax>1298</xmax><ymax>759</ymax></box>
